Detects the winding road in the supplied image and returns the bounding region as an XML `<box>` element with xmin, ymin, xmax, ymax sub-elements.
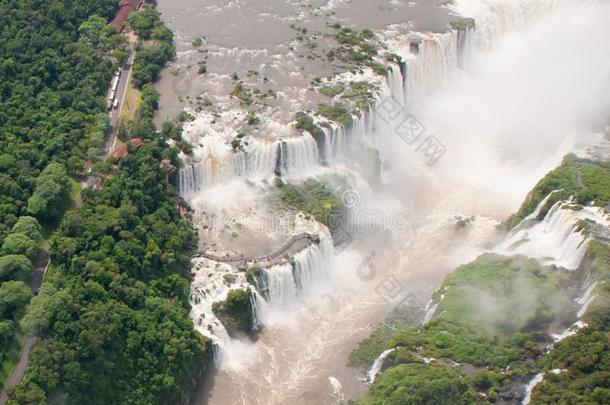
<box><xmin>0</xmin><ymin>250</ymin><xmax>49</xmax><ymax>404</ymax></box>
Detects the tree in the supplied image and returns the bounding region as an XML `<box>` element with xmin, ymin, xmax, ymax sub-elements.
<box><xmin>0</xmin><ymin>255</ymin><xmax>33</xmax><ymax>280</ymax></box>
<box><xmin>27</xmin><ymin>163</ymin><xmax>71</xmax><ymax>222</ymax></box>
<box><xmin>11</xmin><ymin>216</ymin><xmax>42</xmax><ymax>242</ymax></box>
<box><xmin>78</xmin><ymin>15</ymin><xmax>114</xmax><ymax>52</ymax></box>
<box><xmin>20</xmin><ymin>283</ymin><xmax>71</xmax><ymax>336</ymax></box>
<box><xmin>1</xmin><ymin>233</ymin><xmax>38</xmax><ymax>260</ymax></box>
<box><xmin>0</xmin><ymin>280</ymin><xmax>32</xmax><ymax>320</ymax></box>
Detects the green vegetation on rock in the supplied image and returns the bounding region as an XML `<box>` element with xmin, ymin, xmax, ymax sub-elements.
<box><xmin>360</xmin><ymin>363</ymin><xmax>476</xmax><ymax>405</ymax></box>
<box><xmin>318</xmin><ymin>103</ymin><xmax>352</xmax><ymax>126</ymax></box>
<box><xmin>354</xmin><ymin>253</ymin><xmax>577</xmax><ymax>404</ymax></box>
<box><xmin>450</xmin><ymin>18</ymin><xmax>476</xmax><ymax>31</ymax></box>
<box><xmin>505</xmin><ymin>155</ymin><xmax>610</xmax><ymax>229</ymax></box>
<box><xmin>295</xmin><ymin>113</ymin><xmax>324</xmax><ymax>137</ymax></box>
<box><xmin>212</xmin><ymin>289</ymin><xmax>255</xmax><ymax>336</ymax></box>
<box><xmin>530</xmin><ymin>239</ymin><xmax>610</xmax><ymax>404</ymax></box>
<box><xmin>130</xmin><ymin>5</ymin><xmax>176</xmax><ymax>88</ymax></box>
<box><xmin>275</xmin><ymin>178</ymin><xmax>344</xmax><ymax>229</ymax></box>
<box><xmin>320</xmin><ymin>84</ymin><xmax>345</xmax><ymax>98</ymax></box>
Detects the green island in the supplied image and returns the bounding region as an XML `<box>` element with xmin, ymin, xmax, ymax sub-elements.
<box><xmin>273</xmin><ymin>178</ymin><xmax>344</xmax><ymax>230</ymax></box>
<box><xmin>212</xmin><ymin>289</ymin><xmax>255</xmax><ymax>337</ymax></box>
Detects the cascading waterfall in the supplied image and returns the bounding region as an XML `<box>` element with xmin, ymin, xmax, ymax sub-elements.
<box><xmin>190</xmin><ymin>258</ymin><xmax>267</xmax><ymax>346</ymax></box>
<box><xmin>276</xmin><ymin>133</ymin><xmax>320</xmax><ymax>176</ymax></box>
<box><xmin>179</xmin><ymin>0</ymin><xmax>560</xmax><ymax>198</ymax></box>
<box><xmin>451</xmin><ymin>0</ymin><xmax>560</xmax><ymax>52</ymax></box>
<box><xmin>179</xmin><ymin>26</ymin><xmax>475</xmax><ymax>196</ymax></box>
<box><xmin>260</xmin><ymin>233</ymin><xmax>334</xmax><ymax>308</ymax></box>
<box><xmin>179</xmin><ymin>1</ymin><xmax>573</xmax><ymax>395</ymax></box>
<box><xmin>189</xmin><ymin>231</ymin><xmax>334</xmax><ymax>350</ymax></box>
<box><xmin>497</xmin><ymin>199</ymin><xmax>610</xmax><ymax>270</ymax></box>
<box><xmin>400</xmin><ymin>31</ymin><xmax>461</xmax><ymax>106</ymax></box>
<box><xmin>180</xmin><ymin>133</ymin><xmax>322</xmax><ymax>196</ymax></box>
<box><xmin>423</xmin><ymin>299</ymin><xmax>441</xmax><ymax>324</ymax></box>
<box><xmin>522</xmin><ymin>372</ymin><xmax>544</xmax><ymax>405</ymax></box>
<box><xmin>524</xmin><ymin>277</ymin><xmax>601</xmax><ymax>403</ymax></box>
<box><xmin>367</xmin><ymin>348</ymin><xmax>395</xmax><ymax>383</ymax></box>
<box><xmin>179</xmin><ymin>135</ymin><xmax>277</xmax><ymax>197</ymax></box>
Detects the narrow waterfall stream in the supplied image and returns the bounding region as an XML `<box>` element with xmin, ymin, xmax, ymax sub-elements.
<box><xmin>152</xmin><ymin>0</ymin><xmax>610</xmax><ymax>403</ymax></box>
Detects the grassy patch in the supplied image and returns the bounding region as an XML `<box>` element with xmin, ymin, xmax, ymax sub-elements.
<box><xmin>275</xmin><ymin>178</ymin><xmax>343</xmax><ymax>229</ymax></box>
<box><xmin>295</xmin><ymin>113</ymin><xmax>324</xmax><ymax>137</ymax></box>
<box><xmin>230</xmin><ymin>83</ymin><xmax>254</xmax><ymax>105</ymax></box>
<box><xmin>119</xmin><ymin>78</ymin><xmax>142</xmax><ymax>126</ymax></box>
<box><xmin>317</xmin><ymin>103</ymin><xmax>352</xmax><ymax>126</ymax></box>
<box><xmin>320</xmin><ymin>84</ymin><xmax>345</xmax><ymax>98</ymax></box>
<box><xmin>360</xmin><ymin>363</ymin><xmax>476</xmax><ymax>405</ymax></box>
<box><xmin>349</xmin><ymin>309</ymin><xmax>424</xmax><ymax>370</ymax></box>
<box><xmin>68</xmin><ymin>177</ymin><xmax>81</xmax><ymax>201</ymax></box>
<box><xmin>450</xmin><ymin>18</ymin><xmax>476</xmax><ymax>31</ymax></box>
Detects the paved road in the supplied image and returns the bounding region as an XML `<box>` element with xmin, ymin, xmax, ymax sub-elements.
<box><xmin>0</xmin><ymin>250</ymin><xmax>49</xmax><ymax>404</ymax></box>
<box><xmin>104</xmin><ymin>43</ymin><xmax>136</xmax><ymax>156</ymax></box>
<box><xmin>83</xmin><ymin>34</ymin><xmax>137</xmax><ymax>192</ymax></box>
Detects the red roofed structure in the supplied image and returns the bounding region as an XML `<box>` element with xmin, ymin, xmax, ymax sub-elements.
<box><xmin>111</xmin><ymin>0</ymin><xmax>144</xmax><ymax>32</ymax></box>
<box><xmin>111</xmin><ymin>138</ymin><xmax>144</xmax><ymax>160</ymax></box>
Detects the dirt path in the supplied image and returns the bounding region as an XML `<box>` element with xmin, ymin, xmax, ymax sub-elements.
<box><xmin>0</xmin><ymin>250</ymin><xmax>49</xmax><ymax>404</ymax></box>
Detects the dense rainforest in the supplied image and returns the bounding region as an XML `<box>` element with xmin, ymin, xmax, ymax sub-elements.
<box><xmin>0</xmin><ymin>0</ymin><xmax>210</xmax><ymax>403</ymax></box>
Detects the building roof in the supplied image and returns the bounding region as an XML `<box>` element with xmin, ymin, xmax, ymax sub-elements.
<box><xmin>111</xmin><ymin>138</ymin><xmax>144</xmax><ymax>160</ymax></box>
<box><xmin>110</xmin><ymin>0</ymin><xmax>142</xmax><ymax>32</ymax></box>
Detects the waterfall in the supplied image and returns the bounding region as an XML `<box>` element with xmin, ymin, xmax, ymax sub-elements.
<box><xmin>261</xmin><ymin>234</ymin><xmax>334</xmax><ymax>308</ymax></box>
<box><xmin>401</xmin><ymin>31</ymin><xmax>460</xmax><ymax>106</ymax></box>
<box><xmin>328</xmin><ymin>377</ymin><xmax>345</xmax><ymax>403</ymax></box>
<box><xmin>576</xmin><ymin>281</ymin><xmax>597</xmax><ymax>318</ymax></box>
<box><xmin>497</xmin><ymin>201</ymin><xmax>609</xmax><ymax>270</ymax></box>
<box><xmin>178</xmin><ymin>0</ymin><xmax>560</xmax><ymax>198</ymax></box>
<box><xmin>190</xmin><ymin>260</ymin><xmax>249</xmax><ymax>344</ymax></box>
<box><xmin>277</xmin><ymin>134</ymin><xmax>321</xmax><ymax>176</ymax></box>
<box><xmin>451</xmin><ymin>0</ymin><xmax>559</xmax><ymax>52</ymax></box>
<box><xmin>179</xmin><ymin>135</ymin><xmax>277</xmax><ymax>197</ymax></box>
<box><xmin>512</xmin><ymin>190</ymin><xmax>562</xmax><ymax>230</ymax></box>
<box><xmin>423</xmin><ymin>299</ymin><xmax>441</xmax><ymax>324</ymax></box>
<box><xmin>367</xmin><ymin>348</ymin><xmax>395</xmax><ymax>383</ymax></box>
<box><xmin>522</xmin><ymin>372</ymin><xmax>544</xmax><ymax>405</ymax></box>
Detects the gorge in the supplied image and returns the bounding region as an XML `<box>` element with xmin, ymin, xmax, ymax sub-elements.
<box><xmin>153</xmin><ymin>0</ymin><xmax>610</xmax><ymax>403</ymax></box>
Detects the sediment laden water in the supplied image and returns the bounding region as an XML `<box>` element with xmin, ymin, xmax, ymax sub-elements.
<box><xmin>179</xmin><ymin>0</ymin><xmax>556</xmax><ymax>195</ymax></box>
<box><xmin>189</xmin><ymin>230</ymin><xmax>334</xmax><ymax>349</ymax></box>
<box><xmin>177</xmin><ymin>0</ymin><xmax>573</xmax><ymax>402</ymax></box>
<box><xmin>178</xmin><ymin>28</ymin><xmax>471</xmax><ymax>195</ymax></box>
